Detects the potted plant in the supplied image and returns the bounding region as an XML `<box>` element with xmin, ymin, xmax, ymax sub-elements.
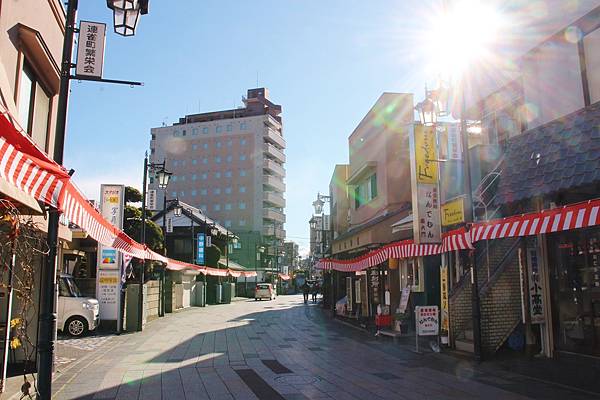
<box><xmin>393</xmin><ymin>312</ymin><xmax>410</xmax><ymax>333</ymax></box>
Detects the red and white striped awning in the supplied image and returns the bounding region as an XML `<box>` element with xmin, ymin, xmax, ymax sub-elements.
<box><xmin>471</xmin><ymin>199</ymin><xmax>600</xmax><ymax>241</ymax></box>
<box><xmin>0</xmin><ymin>109</ymin><xmax>249</xmax><ymax>274</ymax></box>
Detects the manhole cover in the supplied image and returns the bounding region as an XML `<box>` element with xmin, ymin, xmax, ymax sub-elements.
<box><xmin>275</xmin><ymin>375</ymin><xmax>321</xmax><ymax>385</ymax></box>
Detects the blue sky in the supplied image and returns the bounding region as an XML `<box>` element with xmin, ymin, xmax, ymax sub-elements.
<box><xmin>65</xmin><ymin>1</ymin><xmax>434</xmax><ymax>255</ymax></box>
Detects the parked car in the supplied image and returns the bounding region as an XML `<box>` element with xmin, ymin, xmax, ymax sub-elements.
<box><xmin>255</xmin><ymin>283</ymin><xmax>276</xmax><ymax>301</ymax></box>
<box><xmin>57</xmin><ymin>274</ymin><xmax>99</xmax><ymax>337</ymax></box>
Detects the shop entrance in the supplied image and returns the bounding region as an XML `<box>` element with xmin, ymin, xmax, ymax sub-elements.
<box><xmin>549</xmin><ymin>228</ymin><xmax>600</xmax><ymax>357</ymax></box>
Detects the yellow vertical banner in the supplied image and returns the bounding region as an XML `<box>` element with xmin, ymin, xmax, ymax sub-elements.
<box><xmin>415</xmin><ymin>125</ymin><xmax>438</xmax><ymax>184</ymax></box>
<box><xmin>440</xmin><ymin>265</ymin><xmax>449</xmax><ymax>332</ymax></box>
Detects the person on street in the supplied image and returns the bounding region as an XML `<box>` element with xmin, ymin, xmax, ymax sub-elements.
<box><xmin>312</xmin><ymin>282</ymin><xmax>320</xmax><ymax>303</ymax></box>
<box><xmin>301</xmin><ymin>282</ymin><xmax>310</xmax><ymax>304</ymax></box>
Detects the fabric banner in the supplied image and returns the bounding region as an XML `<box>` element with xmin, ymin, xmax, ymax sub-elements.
<box><xmin>0</xmin><ymin>109</ymin><xmax>250</xmax><ymax>275</ymax></box>
<box><xmin>317</xmin><ymin>200</ymin><xmax>600</xmax><ymax>272</ymax></box>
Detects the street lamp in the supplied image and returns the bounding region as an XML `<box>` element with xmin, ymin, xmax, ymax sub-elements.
<box><xmin>139</xmin><ymin>155</ymin><xmax>171</xmax><ymax>326</ymax></box>
<box><xmin>38</xmin><ymin>1</ymin><xmax>150</xmax><ymax>398</ymax></box>
<box><xmin>173</xmin><ymin>204</ymin><xmax>182</xmax><ymax>217</ymax></box>
<box><xmin>418</xmin><ymin>81</ymin><xmax>482</xmax><ymax>361</ymax></box>
<box><xmin>106</xmin><ymin>0</ymin><xmax>149</xmax><ymax>36</ymax></box>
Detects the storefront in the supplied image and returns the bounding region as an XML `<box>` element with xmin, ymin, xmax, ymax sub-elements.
<box><xmin>548</xmin><ymin>227</ymin><xmax>600</xmax><ymax>357</ymax></box>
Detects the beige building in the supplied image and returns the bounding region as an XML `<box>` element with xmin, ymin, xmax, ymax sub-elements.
<box><xmin>0</xmin><ymin>0</ymin><xmax>70</xmax><ymax>374</ymax></box>
<box><xmin>149</xmin><ymin>88</ymin><xmax>286</xmax><ymax>268</ymax></box>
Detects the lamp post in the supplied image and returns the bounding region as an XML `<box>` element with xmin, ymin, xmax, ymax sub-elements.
<box><xmin>312</xmin><ymin>192</ymin><xmax>332</xmax><ymax>311</ymax></box>
<box><xmin>140</xmin><ymin>155</ymin><xmax>171</xmax><ymax>324</ymax></box>
<box><xmin>417</xmin><ymin>83</ymin><xmax>481</xmax><ymax>361</ymax></box>
<box><xmin>37</xmin><ymin>2</ymin><xmax>150</xmax><ymax>398</ymax></box>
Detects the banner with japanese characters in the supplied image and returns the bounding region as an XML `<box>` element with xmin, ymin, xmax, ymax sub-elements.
<box><xmin>410</xmin><ymin>125</ymin><xmax>442</xmax><ymax>244</ymax></box>
<box><xmin>76</xmin><ymin>21</ymin><xmax>106</xmax><ymax>79</ymax></box>
<box><xmin>416</xmin><ymin>306</ymin><xmax>439</xmax><ymax>336</ymax></box>
<box><xmin>440</xmin><ymin>266</ymin><xmax>449</xmax><ymax>332</ymax></box>
<box><xmin>526</xmin><ymin>247</ymin><xmax>545</xmax><ymax>324</ymax></box>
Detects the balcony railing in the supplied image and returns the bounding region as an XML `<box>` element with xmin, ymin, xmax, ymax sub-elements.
<box><xmin>263</xmin><ymin>159</ymin><xmax>285</xmax><ymax>177</ymax></box>
<box><xmin>263</xmin><ymin>175</ymin><xmax>285</xmax><ymax>192</ymax></box>
<box><xmin>264</xmin><ymin>128</ymin><xmax>285</xmax><ymax>149</ymax></box>
<box><xmin>264</xmin><ymin>143</ymin><xmax>286</xmax><ymax>163</ymax></box>
<box><xmin>263</xmin><ymin>209</ymin><xmax>286</xmax><ymax>223</ymax></box>
<box><xmin>263</xmin><ymin>192</ymin><xmax>285</xmax><ymax>208</ymax></box>
<box><xmin>263</xmin><ymin>225</ymin><xmax>286</xmax><ymax>239</ymax></box>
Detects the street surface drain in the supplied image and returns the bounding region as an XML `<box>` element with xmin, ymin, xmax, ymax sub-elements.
<box><xmin>275</xmin><ymin>375</ymin><xmax>321</xmax><ymax>385</ymax></box>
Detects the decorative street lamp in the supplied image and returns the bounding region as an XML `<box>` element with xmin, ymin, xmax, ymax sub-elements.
<box><xmin>155</xmin><ymin>167</ymin><xmax>172</xmax><ymax>189</ymax></box>
<box><xmin>312</xmin><ymin>197</ymin><xmax>325</xmax><ymax>215</ymax></box>
<box><xmin>416</xmin><ymin>97</ymin><xmax>437</xmax><ymax>126</ymax></box>
<box><xmin>38</xmin><ymin>1</ymin><xmax>151</xmax><ymax>398</ymax></box>
<box><xmin>106</xmin><ymin>0</ymin><xmax>149</xmax><ymax>36</ymax></box>
<box><xmin>173</xmin><ymin>203</ymin><xmax>182</xmax><ymax>217</ymax></box>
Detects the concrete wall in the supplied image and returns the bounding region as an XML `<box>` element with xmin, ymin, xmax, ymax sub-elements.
<box><xmin>145</xmin><ymin>280</ymin><xmax>160</xmax><ymax>322</ymax></box>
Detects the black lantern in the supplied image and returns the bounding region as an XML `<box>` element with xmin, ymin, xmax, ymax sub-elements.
<box><xmin>416</xmin><ymin>97</ymin><xmax>437</xmax><ymax>127</ymax></box>
<box><xmin>312</xmin><ymin>197</ymin><xmax>325</xmax><ymax>214</ymax></box>
<box><xmin>309</xmin><ymin>217</ymin><xmax>318</xmax><ymax>230</ymax></box>
<box><xmin>155</xmin><ymin>168</ymin><xmax>172</xmax><ymax>189</ymax></box>
<box><xmin>107</xmin><ymin>0</ymin><xmax>149</xmax><ymax>36</ymax></box>
<box><xmin>173</xmin><ymin>204</ymin><xmax>182</xmax><ymax>217</ymax></box>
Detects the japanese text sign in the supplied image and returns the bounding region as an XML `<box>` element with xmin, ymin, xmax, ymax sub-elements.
<box><xmin>416</xmin><ymin>184</ymin><xmax>442</xmax><ymax>243</ymax></box>
<box><xmin>76</xmin><ymin>21</ymin><xmax>106</xmax><ymax>79</ymax></box>
<box><xmin>414</xmin><ymin>125</ymin><xmax>438</xmax><ymax>184</ymax></box>
<box><xmin>416</xmin><ymin>305</ymin><xmax>439</xmax><ymax>336</ymax></box>
<box><xmin>440</xmin><ymin>266</ymin><xmax>449</xmax><ymax>332</ymax></box>
<box><xmin>527</xmin><ymin>248</ymin><xmax>545</xmax><ymax>324</ymax></box>
<box><xmin>197</xmin><ymin>233</ymin><xmax>205</xmax><ymax>265</ymax></box>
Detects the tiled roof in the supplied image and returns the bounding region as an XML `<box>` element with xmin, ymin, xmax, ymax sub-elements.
<box><xmin>495</xmin><ymin>102</ymin><xmax>600</xmax><ymax>205</ymax></box>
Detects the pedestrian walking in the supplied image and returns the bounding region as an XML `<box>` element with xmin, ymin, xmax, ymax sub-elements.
<box><xmin>311</xmin><ymin>282</ymin><xmax>320</xmax><ymax>303</ymax></box>
<box><xmin>301</xmin><ymin>282</ymin><xmax>310</xmax><ymax>304</ymax></box>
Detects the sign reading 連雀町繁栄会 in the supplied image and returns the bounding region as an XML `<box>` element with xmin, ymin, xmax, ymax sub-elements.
<box><xmin>76</xmin><ymin>21</ymin><xmax>106</xmax><ymax>79</ymax></box>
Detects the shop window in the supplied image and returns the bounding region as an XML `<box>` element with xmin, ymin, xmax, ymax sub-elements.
<box><xmin>551</xmin><ymin>229</ymin><xmax>600</xmax><ymax>356</ymax></box>
<box><xmin>399</xmin><ymin>259</ymin><xmax>424</xmax><ymax>292</ymax></box>
<box><xmin>18</xmin><ymin>63</ymin><xmax>50</xmax><ymax>152</ymax></box>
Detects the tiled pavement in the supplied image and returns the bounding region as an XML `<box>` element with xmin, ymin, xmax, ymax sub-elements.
<box><xmin>19</xmin><ymin>295</ymin><xmax>599</xmax><ymax>400</ymax></box>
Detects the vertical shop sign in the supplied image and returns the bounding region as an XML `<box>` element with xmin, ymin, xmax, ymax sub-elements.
<box><xmin>369</xmin><ymin>268</ymin><xmax>380</xmax><ymax>305</ymax></box>
<box><xmin>399</xmin><ymin>287</ymin><xmax>411</xmax><ymax>313</ymax></box>
<box><xmin>447</xmin><ymin>124</ymin><xmax>462</xmax><ymax>160</ymax></box>
<box><xmin>96</xmin><ymin>184</ymin><xmax>124</xmax><ymax>322</ymax></box>
<box><xmin>410</xmin><ymin>125</ymin><xmax>442</xmax><ymax>244</ymax></box>
<box><xmin>75</xmin><ymin>21</ymin><xmax>106</xmax><ymax>78</ymax></box>
<box><xmin>440</xmin><ymin>266</ymin><xmax>449</xmax><ymax>332</ymax></box>
<box><xmin>527</xmin><ymin>247</ymin><xmax>545</xmax><ymax>324</ymax></box>
<box><xmin>346</xmin><ymin>277</ymin><xmax>353</xmax><ymax>312</ymax></box>
<box><xmin>196</xmin><ymin>233</ymin><xmax>206</xmax><ymax>264</ymax></box>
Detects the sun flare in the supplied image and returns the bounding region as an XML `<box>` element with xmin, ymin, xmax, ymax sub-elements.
<box><xmin>425</xmin><ymin>0</ymin><xmax>505</xmax><ymax>81</ymax></box>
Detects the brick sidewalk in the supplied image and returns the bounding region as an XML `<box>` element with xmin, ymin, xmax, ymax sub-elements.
<box><xmin>12</xmin><ymin>295</ymin><xmax>598</xmax><ymax>400</ymax></box>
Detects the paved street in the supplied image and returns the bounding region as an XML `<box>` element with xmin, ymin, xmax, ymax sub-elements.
<box><xmin>34</xmin><ymin>295</ymin><xmax>598</xmax><ymax>400</ymax></box>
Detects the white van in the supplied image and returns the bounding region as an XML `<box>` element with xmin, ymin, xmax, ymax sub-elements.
<box><xmin>57</xmin><ymin>274</ymin><xmax>99</xmax><ymax>337</ymax></box>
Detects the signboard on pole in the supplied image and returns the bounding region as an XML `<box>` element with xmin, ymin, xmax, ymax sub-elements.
<box><xmin>196</xmin><ymin>233</ymin><xmax>206</xmax><ymax>264</ymax></box>
<box><xmin>96</xmin><ymin>184</ymin><xmax>124</xmax><ymax>326</ymax></box>
<box><xmin>440</xmin><ymin>266</ymin><xmax>449</xmax><ymax>332</ymax></box>
<box><xmin>399</xmin><ymin>287</ymin><xmax>411</xmax><ymax>314</ymax></box>
<box><xmin>410</xmin><ymin>125</ymin><xmax>442</xmax><ymax>244</ymax></box>
<box><xmin>75</xmin><ymin>21</ymin><xmax>106</xmax><ymax>79</ymax></box>
<box><xmin>416</xmin><ymin>305</ymin><xmax>439</xmax><ymax>336</ymax></box>
<box><xmin>166</xmin><ymin>217</ymin><xmax>173</xmax><ymax>233</ymax></box>
<box><xmin>147</xmin><ymin>189</ymin><xmax>157</xmax><ymax>211</ymax></box>
<box><xmin>527</xmin><ymin>247</ymin><xmax>545</xmax><ymax>324</ymax></box>
<box><xmin>441</xmin><ymin>196</ymin><xmax>465</xmax><ymax>226</ymax></box>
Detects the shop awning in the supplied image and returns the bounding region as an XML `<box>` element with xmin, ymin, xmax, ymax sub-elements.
<box><xmin>0</xmin><ymin>107</ymin><xmax>217</xmax><ymax>275</ymax></box>
<box><xmin>318</xmin><ymin>198</ymin><xmax>600</xmax><ymax>272</ymax></box>
<box><xmin>278</xmin><ymin>273</ymin><xmax>291</xmax><ymax>281</ymax></box>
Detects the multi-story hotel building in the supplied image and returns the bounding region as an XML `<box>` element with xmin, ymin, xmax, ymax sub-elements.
<box><xmin>149</xmin><ymin>88</ymin><xmax>286</xmax><ymax>273</ymax></box>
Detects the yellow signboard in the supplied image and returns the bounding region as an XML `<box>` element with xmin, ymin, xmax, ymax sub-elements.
<box><xmin>440</xmin><ymin>265</ymin><xmax>449</xmax><ymax>332</ymax></box>
<box><xmin>441</xmin><ymin>197</ymin><xmax>465</xmax><ymax>226</ymax></box>
<box><xmin>414</xmin><ymin>125</ymin><xmax>438</xmax><ymax>184</ymax></box>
